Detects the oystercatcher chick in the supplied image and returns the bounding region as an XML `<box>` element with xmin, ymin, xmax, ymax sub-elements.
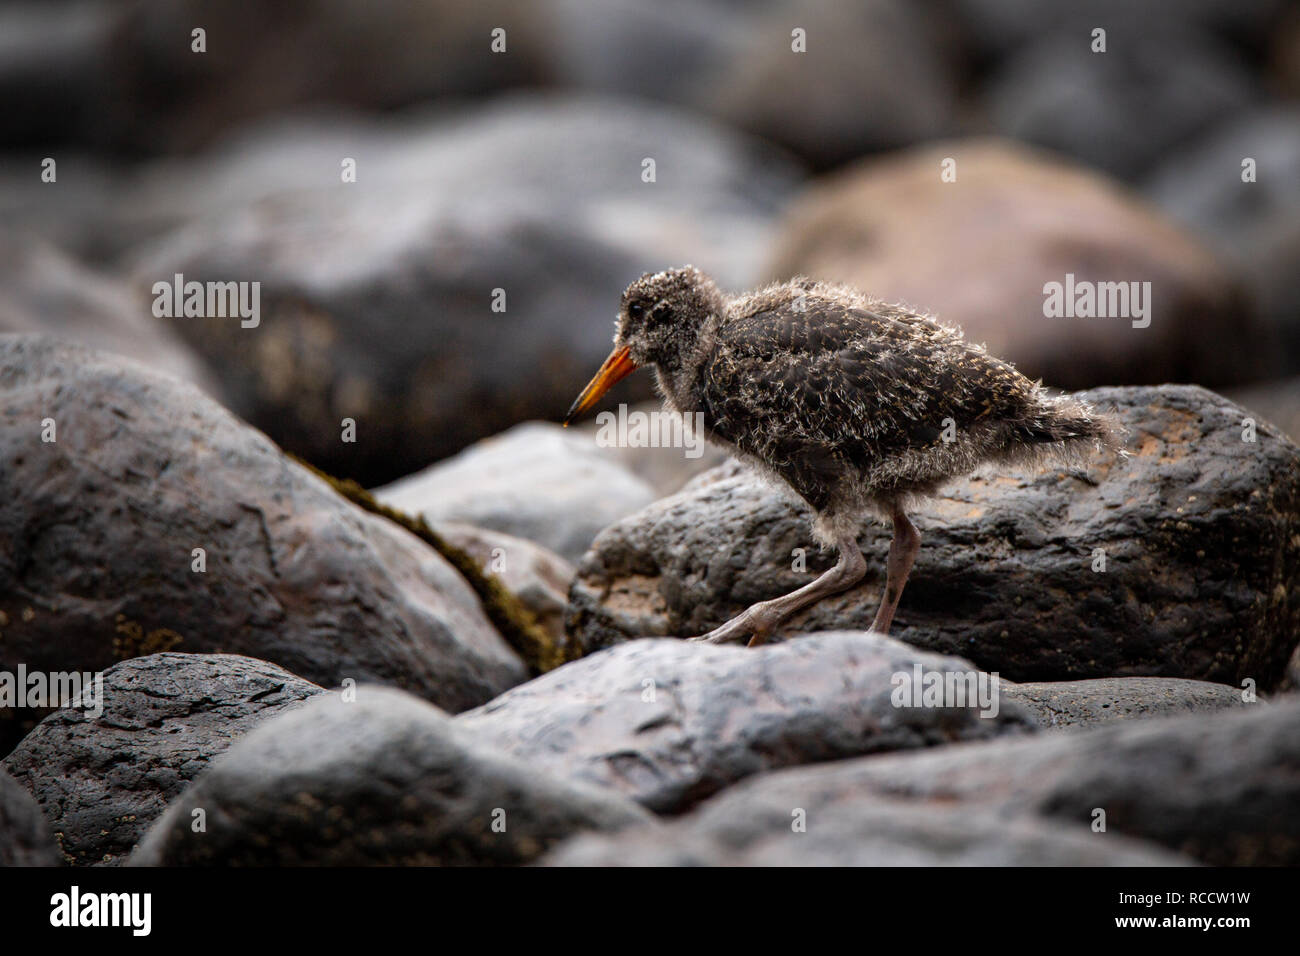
<box><xmin>564</xmin><ymin>267</ymin><xmax>1121</xmax><ymax>647</ymax></box>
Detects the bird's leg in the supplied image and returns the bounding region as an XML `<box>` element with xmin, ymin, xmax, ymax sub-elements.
<box><xmin>869</xmin><ymin>507</ymin><xmax>921</xmax><ymax>635</ymax></box>
<box><xmin>690</xmin><ymin>532</ymin><xmax>867</xmax><ymax>647</ymax></box>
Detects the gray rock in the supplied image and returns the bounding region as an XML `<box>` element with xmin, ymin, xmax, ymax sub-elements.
<box><xmin>2</xmin><ymin>0</ymin><xmax>550</xmax><ymax>154</ymax></box>
<box><xmin>570</xmin><ymin>399</ymin><xmax>732</xmax><ymax>497</ymax></box>
<box><xmin>702</xmin><ymin>0</ymin><xmax>958</xmax><ymax>169</ymax></box>
<box><xmin>987</xmin><ymin>29</ymin><xmax>1256</xmax><ymax>181</ymax></box>
<box><xmin>433</xmin><ymin>522</ymin><xmax>577</xmax><ymax>656</ymax></box>
<box><xmin>550</xmin><ymin>696</ymin><xmax>1298</xmax><ymax>866</ymax></box>
<box><xmin>763</xmin><ymin>139</ymin><xmax>1263</xmax><ymax>392</ymax></box>
<box><xmin>460</xmin><ymin>631</ymin><xmax>1032</xmax><ymax>814</ymax></box>
<box><xmin>128</xmin><ymin>94</ymin><xmax>803</xmax><ymax>485</ymax></box>
<box><xmin>0</xmin><ymin>335</ymin><xmax>527</xmax><ymax>753</ymax></box>
<box><xmin>545</xmin><ymin>0</ymin><xmax>958</xmax><ymax>170</ymax></box>
<box><xmin>0</xmin><ymin>766</ymin><xmax>59</xmax><ymax>866</ymax></box>
<box><xmin>951</xmin><ymin>0</ymin><xmax>1289</xmax><ymax>59</ymax></box>
<box><xmin>545</xmin><ymin>799</ymin><xmax>1193</xmax><ymax>867</ymax></box>
<box><xmin>377</xmin><ymin>422</ymin><xmax>657</xmax><ymax>564</ymax></box>
<box><xmin>1145</xmin><ymin>107</ymin><xmax>1300</xmax><ymax>373</ymax></box>
<box><xmin>0</xmin><ymin>237</ymin><xmax>223</xmax><ymax>398</ymax></box>
<box><xmin>3</xmin><ymin>653</ymin><xmax>323</xmax><ymax>866</ymax></box>
<box><xmin>567</xmin><ymin>385</ymin><xmax>1300</xmax><ymax>689</ymax></box>
<box><xmin>1002</xmin><ymin>677</ymin><xmax>1250</xmax><ymax>730</ymax></box>
<box><xmin>129</xmin><ymin>686</ymin><xmax>650</xmax><ymax>866</ymax></box>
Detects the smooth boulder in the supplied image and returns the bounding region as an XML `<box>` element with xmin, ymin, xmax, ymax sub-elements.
<box><xmin>545</xmin><ymin>799</ymin><xmax>1193</xmax><ymax>867</ymax></box>
<box><xmin>129</xmin><ymin>94</ymin><xmax>803</xmax><ymax>484</ymax></box>
<box><xmin>129</xmin><ymin>686</ymin><xmax>650</xmax><ymax>866</ymax></box>
<box><xmin>375</xmin><ymin>422</ymin><xmax>656</xmax><ymax>564</ymax></box>
<box><xmin>460</xmin><ymin>631</ymin><xmax>1032</xmax><ymax>813</ymax></box>
<box><xmin>0</xmin><ymin>336</ymin><xmax>527</xmax><ymax>735</ymax></box>
<box><xmin>548</xmin><ymin>697</ymin><xmax>1297</xmax><ymax>866</ymax></box>
<box><xmin>763</xmin><ymin>139</ymin><xmax>1262</xmax><ymax>391</ymax></box>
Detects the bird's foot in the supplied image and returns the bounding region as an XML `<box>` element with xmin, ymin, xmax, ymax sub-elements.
<box><xmin>688</xmin><ymin>606</ymin><xmax>776</xmax><ymax>647</ymax></box>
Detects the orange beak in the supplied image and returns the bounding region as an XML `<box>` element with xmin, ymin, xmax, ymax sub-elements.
<box><xmin>563</xmin><ymin>346</ymin><xmax>638</xmax><ymax>426</ymax></box>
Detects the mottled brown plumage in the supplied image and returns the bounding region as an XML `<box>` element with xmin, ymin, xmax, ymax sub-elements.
<box><xmin>565</xmin><ymin>266</ymin><xmax>1122</xmax><ymax>646</ymax></box>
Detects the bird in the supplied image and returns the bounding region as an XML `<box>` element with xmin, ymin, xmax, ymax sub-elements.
<box><xmin>563</xmin><ymin>266</ymin><xmax>1122</xmax><ymax>647</ymax></box>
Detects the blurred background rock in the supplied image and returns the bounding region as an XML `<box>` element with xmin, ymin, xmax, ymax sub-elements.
<box><xmin>1</xmin><ymin>0</ymin><xmax>1296</xmax><ymax>485</ymax></box>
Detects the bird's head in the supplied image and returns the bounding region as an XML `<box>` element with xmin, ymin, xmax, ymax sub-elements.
<box><xmin>564</xmin><ymin>266</ymin><xmax>721</xmax><ymax>425</ymax></box>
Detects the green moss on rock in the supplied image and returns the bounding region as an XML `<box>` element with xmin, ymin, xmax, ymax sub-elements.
<box><xmin>293</xmin><ymin>457</ymin><xmax>573</xmax><ymax>675</ymax></box>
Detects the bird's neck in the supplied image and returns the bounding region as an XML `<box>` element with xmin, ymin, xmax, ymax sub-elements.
<box><xmin>653</xmin><ymin>311</ymin><xmax>721</xmax><ymax>415</ymax></box>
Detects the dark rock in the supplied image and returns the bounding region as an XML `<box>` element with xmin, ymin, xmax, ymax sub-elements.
<box><xmin>763</xmin><ymin>139</ymin><xmax>1265</xmax><ymax>391</ymax></box>
<box><xmin>0</xmin><ymin>2</ymin><xmax>115</xmax><ymax>149</ymax></box>
<box><xmin>0</xmin><ymin>335</ymin><xmax>527</xmax><ymax>748</ymax></box>
<box><xmin>129</xmin><ymin>94</ymin><xmax>802</xmax><ymax>485</ymax></box>
<box><xmin>986</xmin><ymin>29</ymin><xmax>1256</xmax><ymax>181</ymax></box>
<box><xmin>0</xmin><ymin>766</ymin><xmax>59</xmax><ymax>866</ymax></box>
<box><xmin>702</xmin><ymin>0</ymin><xmax>958</xmax><ymax>169</ymax></box>
<box><xmin>2</xmin><ymin>653</ymin><xmax>323</xmax><ymax>866</ymax></box>
<box><xmin>375</xmin><ymin>422</ymin><xmax>655</xmax><ymax>564</ymax></box>
<box><xmin>8</xmin><ymin>0</ymin><xmax>549</xmax><ymax>154</ymax></box>
<box><xmin>950</xmin><ymin>0</ymin><xmax>1289</xmax><ymax>59</ymax></box>
<box><xmin>433</xmin><ymin>523</ymin><xmax>576</xmax><ymax>656</ymax></box>
<box><xmin>567</xmin><ymin>385</ymin><xmax>1300</xmax><ymax>689</ymax></box>
<box><xmin>1145</xmin><ymin>107</ymin><xmax>1300</xmax><ymax>373</ymax></box>
<box><xmin>544</xmin><ymin>0</ymin><xmax>958</xmax><ymax>170</ymax></box>
<box><xmin>550</xmin><ymin>697</ymin><xmax>1297</xmax><ymax>866</ymax></box>
<box><xmin>0</xmin><ymin>237</ymin><xmax>222</xmax><ymax>397</ymax></box>
<box><xmin>1002</xmin><ymin>677</ymin><xmax>1250</xmax><ymax>730</ymax></box>
<box><xmin>461</xmin><ymin>631</ymin><xmax>1032</xmax><ymax>813</ymax></box>
<box><xmin>545</xmin><ymin>798</ymin><xmax>1193</xmax><ymax>867</ymax></box>
<box><xmin>129</xmin><ymin>685</ymin><xmax>650</xmax><ymax>866</ymax></box>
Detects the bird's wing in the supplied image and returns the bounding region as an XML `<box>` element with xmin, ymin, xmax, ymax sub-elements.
<box><xmin>699</xmin><ymin>303</ymin><xmax>1025</xmax><ymax>475</ymax></box>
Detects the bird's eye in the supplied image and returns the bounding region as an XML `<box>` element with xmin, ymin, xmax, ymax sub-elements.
<box><xmin>627</xmin><ymin>302</ymin><xmax>645</xmax><ymax>320</ymax></box>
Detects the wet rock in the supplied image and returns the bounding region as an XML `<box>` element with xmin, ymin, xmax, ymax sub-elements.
<box><xmin>550</xmin><ymin>697</ymin><xmax>1295</xmax><ymax>866</ymax></box>
<box><xmin>460</xmin><ymin>631</ymin><xmax>1032</xmax><ymax>813</ymax></box>
<box><xmin>433</xmin><ymin>523</ymin><xmax>576</xmax><ymax>655</ymax></box>
<box><xmin>376</xmin><ymin>422</ymin><xmax>657</xmax><ymax>564</ymax></box>
<box><xmin>129</xmin><ymin>685</ymin><xmax>650</xmax><ymax>866</ymax></box>
<box><xmin>0</xmin><ymin>237</ymin><xmax>222</xmax><ymax>397</ymax></box>
<box><xmin>129</xmin><ymin>94</ymin><xmax>802</xmax><ymax>485</ymax></box>
<box><xmin>3</xmin><ymin>653</ymin><xmax>323</xmax><ymax>866</ymax></box>
<box><xmin>0</xmin><ymin>766</ymin><xmax>59</xmax><ymax>866</ymax></box>
<box><xmin>567</xmin><ymin>385</ymin><xmax>1300</xmax><ymax>689</ymax></box>
<box><xmin>545</xmin><ymin>798</ymin><xmax>1193</xmax><ymax>867</ymax></box>
<box><xmin>763</xmin><ymin>139</ymin><xmax>1263</xmax><ymax>391</ymax></box>
<box><xmin>0</xmin><ymin>335</ymin><xmax>527</xmax><ymax>746</ymax></box>
<box><xmin>1002</xmin><ymin>677</ymin><xmax>1250</xmax><ymax>730</ymax></box>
